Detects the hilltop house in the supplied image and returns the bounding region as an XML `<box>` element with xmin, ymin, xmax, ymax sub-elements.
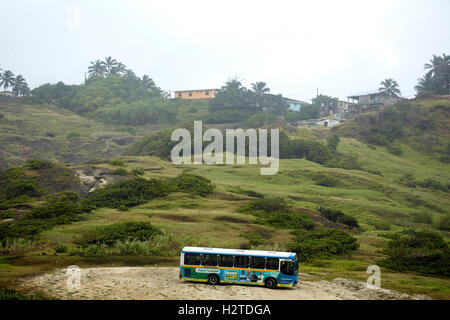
<box><xmin>284</xmin><ymin>98</ymin><xmax>310</xmax><ymax>112</ymax></box>
<box><xmin>174</xmin><ymin>89</ymin><xmax>219</xmax><ymax>100</ymax></box>
<box><xmin>347</xmin><ymin>90</ymin><xmax>403</xmax><ymax>108</ymax></box>
<box><xmin>0</xmin><ymin>91</ymin><xmax>14</xmax><ymax>97</ymax></box>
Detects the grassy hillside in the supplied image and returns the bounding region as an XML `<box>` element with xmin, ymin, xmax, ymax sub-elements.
<box><xmin>0</xmin><ymin>96</ymin><xmax>449</xmax><ymax>299</ymax></box>
<box><xmin>335</xmin><ymin>96</ymin><xmax>450</xmax><ymax>162</ymax></box>
<box><xmin>1</xmin><ymin>143</ymin><xmax>449</xmax><ymax>297</ymax></box>
<box><xmin>0</xmin><ymin>97</ymin><xmax>167</xmax><ymax>170</ymax></box>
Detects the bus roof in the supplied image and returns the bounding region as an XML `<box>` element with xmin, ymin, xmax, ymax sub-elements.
<box><xmin>181</xmin><ymin>246</ymin><xmax>296</xmax><ymax>259</ymax></box>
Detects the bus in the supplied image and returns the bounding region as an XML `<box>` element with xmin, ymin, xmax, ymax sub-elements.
<box><xmin>180</xmin><ymin>247</ymin><xmax>299</xmax><ymax>289</ymax></box>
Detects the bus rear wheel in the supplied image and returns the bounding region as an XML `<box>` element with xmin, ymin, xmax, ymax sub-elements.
<box><xmin>265</xmin><ymin>277</ymin><xmax>277</xmax><ymax>289</ymax></box>
<box><xmin>207</xmin><ymin>274</ymin><xmax>220</xmax><ymax>285</ymax></box>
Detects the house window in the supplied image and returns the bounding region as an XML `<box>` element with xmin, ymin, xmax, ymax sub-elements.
<box><xmin>189</xmin><ymin>92</ymin><xmax>192</xmax><ymax>97</ymax></box>
<box><xmin>178</xmin><ymin>93</ymin><xmax>182</xmax><ymax>97</ymax></box>
<box><xmin>205</xmin><ymin>91</ymin><xmax>209</xmax><ymax>95</ymax></box>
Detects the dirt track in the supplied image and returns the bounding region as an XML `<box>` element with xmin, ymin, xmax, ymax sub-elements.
<box><xmin>20</xmin><ymin>267</ymin><xmax>430</xmax><ymax>300</ymax></box>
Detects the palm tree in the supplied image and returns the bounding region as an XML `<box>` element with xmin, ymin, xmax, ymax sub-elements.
<box><xmin>0</xmin><ymin>70</ymin><xmax>15</xmax><ymax>94</ymax></box>
<box><xmin>250</xmin><ymin>81</ymin><xmax>270</xmax><ymax>110</ymax></box>
<box><xmin>251</xmin><ymin>81</ymin><xmax>270</xmax><ymax>95</ymax></box>
<box><xmin>12</xmin><ymin>75</ymin><xmax>27</xmax><ymax>96</ymax></box>
<box><xmin>141</xmin><ymin>75</ymin><xmax>156</xmax><ymax>89</ymax></box>
<box><xmin>104</xmin><ymin>56</ymin><xmax>118</xmax><ymax>75</ymax></box>
<box><xmin>424</xmin><ymin>53</ymin><xmax>450</xmax><ymax>94</ymax></box>
<box><xmin>424</xmin><ymin>54</ymin><xmax>444</xmax><ymax>77</ymax></box>
<box><xmin>124</xmin><ymin>69</ymin><xmax>136</xmax><ymax>79</ymax></box>
<box><xmin>415</xmin><ymin>73</ymin><xmax>435</xmax><ymax>95</ymax></box>
<box><xmin>110</xmin><ymin>62</ymin><xmax>127</xmax><ymax>75</ymax></box>
<box><xmin>379</xmin><ymin>78</ymin><xmax>401</xmax><ymax>105</ymax></box>
<box><xmin>88</xmin><ymin>60</ymin><xmax>107</xmax><ymax>78</ymax></box>
<box><xmin>379</xmin><ymin>78</ymin><xmax>401</xmax><ymax>96</ymax></box>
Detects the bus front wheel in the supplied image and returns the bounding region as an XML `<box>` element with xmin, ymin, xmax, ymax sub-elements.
<box><xmin>265</xmin><ymin>277</ymin><xmax>277</xmax><ymax>289</ymax></box>
<box><xmin>207</xmin><ymin>274</ymin><xmax>220</xmax><ymax>285</ymax></box>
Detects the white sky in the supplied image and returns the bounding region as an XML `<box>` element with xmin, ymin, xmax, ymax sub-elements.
<box><xmin>1</xmin><ymin>0</ymin><xmax>449</xmax><ymax>101</ymax></box>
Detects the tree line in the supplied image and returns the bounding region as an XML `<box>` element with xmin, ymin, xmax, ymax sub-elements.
<box><xmin>415</xmin><ymin>53</ymin><xmax>450</xmax><ymax>97</ymax></box>
<box><xmin>0</xmin><ymin>65</ymin><xmax>30</xmax><ymax>96</ymax></box>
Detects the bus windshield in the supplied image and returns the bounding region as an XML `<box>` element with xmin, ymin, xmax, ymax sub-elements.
<box><xmin>280</xmin><ymin>260</ymin><xmax>295</xmax><ymax>275</ymax></box>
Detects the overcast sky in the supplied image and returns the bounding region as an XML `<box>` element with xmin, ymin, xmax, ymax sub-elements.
<box><xmin>1</xmin><ymin>0</ymin><xmax>449</xmax><ymax>101</ymax></box>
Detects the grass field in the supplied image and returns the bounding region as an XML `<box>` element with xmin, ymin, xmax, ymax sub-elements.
<box><xmin>0</xmin><ymin>97</ymin><xmax>449</xmax><ymax>299</ymax></box>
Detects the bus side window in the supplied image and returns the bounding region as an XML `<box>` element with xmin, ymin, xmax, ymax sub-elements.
<box><xmin>185</xmin><ymin>253</ymin><xmax>201</xmax><ymax>265</ymax></box>
<box><xmin>266</xmin><ymin>258</ymin><xmax>279</xmax><ymax>270</ymax></box>
<box><xmin>250</xmin><ymin>256</ymin><xmax>265</xmax><ymax>269</ymax></box>
<box><xmin>202</xmin><ymin>254</ymin><xmax>218</xmax><ymax>266</ymax></box>
<box><xmin>218</xmin><ymin>255</ymin><xmax>233</xmax><ymax>267</ymax></box>
<box><xmin>234</xmin><ymin>255</ymin><xmax>249</xmax><ymax>268</ymax></box>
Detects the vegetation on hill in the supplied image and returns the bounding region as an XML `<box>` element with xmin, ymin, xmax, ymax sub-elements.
<box><xmin>415</xmin><ymin>53</ymin><xmax>450</xmax><ymax>98</ymax></box>
<box><xmin>0</xmin><ymin>66</ymin><xmax>30</xmax><ymax>96</ymax></box>
<box><xmin>335</xmin><ymin>98</ymin><xmax>450</xmax><ymax>161</ymax></box>
<box><xmin>381</xmin><ymin>229</ymin><xmax>450</xmax><ymax>276</ymax></box>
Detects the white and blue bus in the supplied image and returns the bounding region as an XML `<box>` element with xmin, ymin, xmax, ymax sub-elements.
<box><xmin>180</xmin><ymin>247</ymin><xmax>299</xmax><ymax>289</ymax></box>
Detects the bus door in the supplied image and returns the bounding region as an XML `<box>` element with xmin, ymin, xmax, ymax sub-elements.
<box><xmin>280</xmin><ymin>259</ymin><xmax>295</xmax><ymax>276</ymax></box>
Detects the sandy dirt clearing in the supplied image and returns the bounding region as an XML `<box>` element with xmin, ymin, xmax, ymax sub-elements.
<box><xmin>20</xmin><ymin>267</ymin><xmax>431</xmax><ymax>300</ymax></box>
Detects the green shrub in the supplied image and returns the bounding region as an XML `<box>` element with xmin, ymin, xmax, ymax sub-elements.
<box><xmin>381</xmin><ymin>229</ymin><xmax>450</xmax><ymax>276</ymax></box>
<box><xmin>84</xmin><ymin>177</ymin><xmax>171</xmax><ymax>208</ymax></box>
<box><xmin>5</xmin><ymin>179</ymin><xmax>39</xmax><ymax>199</ymax></box>
<box><xmin>24</xmin><ymin>159</ymin><xmax>52</xmax><ymax>170</ymax></box>
<box><xmin>25</xmin><ymin>200</ymin><xmax>82</xmax><ymax>220</ymax></box>
<box><xmin>54</xmin><ymin>243</ymin><xmax>68</xmax><ymax>253</ymax></box>
<box><xmin>253</xmin><ymin>211</ymin><xmax>316</xmax><ymax>230</ymax></box>
<box><xmin>289</xmin><ymin>228</ymin><xmax>360</xmax><ymax>261</ymax></box>
<box><xmin>315</xmin><ymin>176</ymin><xmax>339</xmax><ymax>187</ymax></box>
<box><xmin>46</xmin><ymin>191</ymin><xmax>79</xmax><ymax>203</ymax></box>
<box><xmin>327</xmin><ymin>134</ymin><xmax>340</xmax><ymax>151</ymax></box>
<box><xmin>66</xmin><ymin>131</ymin><xmax>81</xmax><ymax>139</ymax></box>
<box><xmin>437</xmin><ymin>216</ymin><xmax>450</xmax><ymax>231</ymax></box>
<box><xmin>240</xmin><ymin>198</ymin><xmax>315</xmax><ymax>230</ymax></box>
<box><xmin>112</xmin><ymin>168</ymin><xmax>128</xmax><ymax>176</ymax></box>
<box><xmin>172</xmin><ymin>173</ymin><xmax>215</xmax><ymax>197</ymax></box>
<box><xmin>239</xmin><ymin>197</ymin><xmax>291</xmax><ymax>213</ymax></box>
<box><xmin>318</xmin><ymin>206</ymin><xmax>359</xmax><ymax>229</ymax></box>
<box><xmin>118</xmin><ymin>205</ymin><xmax>130</xmax><ymax>212</ymax></box>
<box><xmin>131</xmin><ymin>168</ymin><xmax>145</xmax><ymax>176</ymax></box>
<box><xmin>387</xmin><ymin>143</ymin><xmax>402</xmax><ymax>155</ymax></box>
<box><xmin>367</xmin><ymin>220</ymin><xmax>391</xmax><ymax>231</ymax></box>
<box><xmin>109</xmin><ymin>159</ymin><xmax>127</xmax><ymax>167</ymax></box>
<box><xmin>79</xmin><ymin>221</ymin><xmax>163</xmax><ymax>246</ymax></box>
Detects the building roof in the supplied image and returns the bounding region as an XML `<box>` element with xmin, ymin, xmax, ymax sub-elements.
<box><xmin>347</xmin><ymin>90</ymin><xmax>406</xmax><ymax>99</ymax></box>
<box><xmin>347</xmin><ymin>90</ymin><xmax>384</xmax><ymax>98</ymax></box>
<box><xmin>174</xmin><ymin>88</ymin><xmax>219</xmax><ymax>93</ymax></box>
<box><xmin>284</xmin><ymin>97</ymin><xmax>310</xmax><ymax>104</ymax></box>
<box><xmin>181</xmin><ymin>246</ymin><xmax>296</xmax><ymax>259</ymax></box>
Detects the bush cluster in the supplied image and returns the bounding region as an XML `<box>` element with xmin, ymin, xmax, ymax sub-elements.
<box><xmin>381</xmin><ymin>229</ymin><xmax>450</xmax><ymax>276</ymax></box>
<box><xmin>5</xmin><ymin>179</ymin><xmax>39</xmax><ymax>199</ymax></box>
<box><xmin>289</xmin><ymin>228</ymin><xmax>360</xmax><ymax>261</ymax></box>
<box><xmin>83</xmin><ymin>177</ymin><xmax>172</xmax><ymax>208</ymax></box>
<box><xmin>78</xmin><ymin>221</ymin><xmax>163</xmax><ymax>246</ymax></box>
<box><xmin>318</xmin><ymin>206</ymin><xmax>359</xmax><ymax>229</ymax></box>
<box><xmin>172</xmin><ymin>173</ymin><xmax>215</xmax><ymax>197</ymax></box>
<box><xmin>240</xmin><ymin>198</ymin><xmax>316</xmax><ymax>230</ymax></box>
